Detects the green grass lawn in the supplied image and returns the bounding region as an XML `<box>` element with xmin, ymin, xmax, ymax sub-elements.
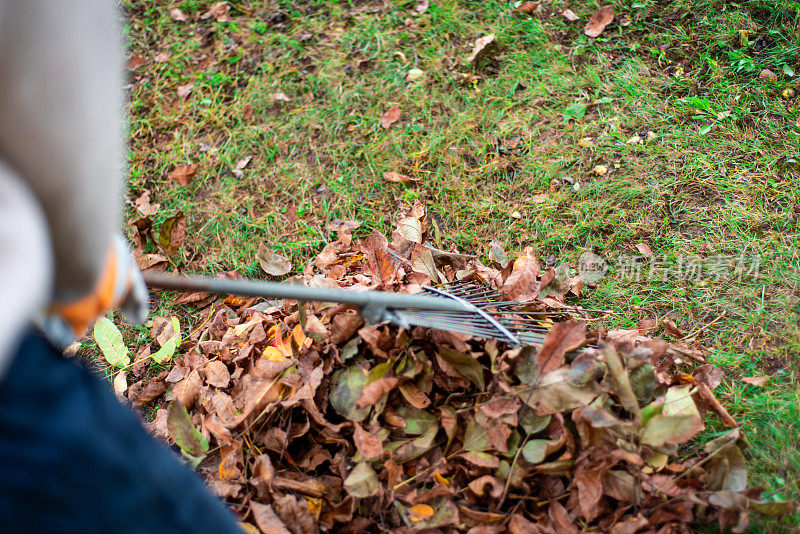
<box><xmin>122</xmin><ymin>0</ymin><xmax>800</xmax><ymax>528</ymax></box>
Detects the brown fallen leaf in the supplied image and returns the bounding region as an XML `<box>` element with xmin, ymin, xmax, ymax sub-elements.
<box><xmin>126</xmin><ymin>54</ymin><xmax>147</xmax><ymax>70</ymax></box>
<box><xmin>562</xmin><ymin>9</ymin><xmax>579</xmax><ymax>21</ymax></box>
<box><xmin>251</xmin><ymin>501</ymin><xmax>291</xmax><ymax>534</ymax></box>
<box><xmin>154</xmin><ymin>52</ymin><xmax>170</xmax><ymax>63</ymax></box>
<box><xmin>170</xmin><ymin>8</ymin><xmax>188</xmax><ymax>21</ymax></box>
<box><xmin>177</xmin><ymin>83</ymin><xmax>194</xmax><ymax>100</ymax></box>
<box><xmin>353</xmin><ymin>422</ymin><xmax>383</xmax><ymax>459</ymax></box>
<box><xmin>128</xmin><ymin>374</ymin><xmax>168</xmax><ymax>407</ymax></box>
<box><xmin>538</xmin><ymin>320</ymin><xmax>586</xmax><ymax>375</ymax></box>
<box><xmin>501</xmin><ymin>247</ymin><xmax>540</xmax><ymax>300</ymax></box>
<box><xmin>383</xmin><ymin>171</ymin><xmax>417</xmax><ymax>183</ymax></box>
<box><xmin>634</xmin><ymin>242</ymin><xmax>653</xmax><ymax>259</ymax></box>
<box><xmin>466</xmin><ymin>33</ymin><xmax>495</xmax><ymax>63</ymax></box>
<box><xmin>257</xmin><ymin>242</ymin><xmax>292</xmax><ymax>276</ymax></box>
<box><xmin>662</xmin><ymin>318</ymin><xmax>684</xmax><ymax>339</ymax></box>
<box><xmin>158</xmin><ymin>212</ymin><xmax>186</xmax><ymax>256</ymax></box>
<box><xmin>742</xmin><ymin>375</ymin><xmax>769</xmax><ymax>387</ymax></box>
<box><xmin>380</xmin><ymin>105</ymin><xmax>401</xmax><ymax>129</ymax></box>
<box><xmin>168</xmin><ymin>163</ymin><xmax>198</xmax><ymax>186</ymax></box>
<box><xmin>136</xmin><ymin>253</ymin><xmax>168</xmax><ymax>271</ymax></box>
<box><xmin>201</xmin><ymin>1</ymin><xmax>232</xmax><ymax>22</ymax></box>
<box><xmin>131</xmin><ymin>189</ymin><xmax>160</xmax><ymax>216</ymax></box>
<box><xmin>204</xmin><ymin>360</ymin><xmax>231</xmax><ymax>388</ymax></box>
<box><xmin>412</xmin><ymin>0</ymin><xmax>429</xmax><ymax>15</ymax></box>
<box><xmin>514</xmin><ymin>1</ymin><xmax>540</xmax><ymax>14</ymax></box>
<box><xmin>584</xmin><ymin>5</ymin><xmax>614</xmax><ymax>38</ymax></box>
<box><xmin>356</xmin><ymin>376</ymin><xmax>399</xmax><ymax>408</ymax></box>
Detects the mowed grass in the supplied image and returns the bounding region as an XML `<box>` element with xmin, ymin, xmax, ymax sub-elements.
<box><xmin>122</xmin><ymin>0</ymin><xmax>800</xmax><ymax>526</ymax></box>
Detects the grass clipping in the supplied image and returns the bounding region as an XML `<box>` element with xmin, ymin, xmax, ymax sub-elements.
<box><xmin>133</xmin><ymin>202</ymin><xmax>780</xmax><ymax>533</ymax></box>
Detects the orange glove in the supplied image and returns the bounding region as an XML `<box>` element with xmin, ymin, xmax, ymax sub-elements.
<box><xmin>37</xmin><ymin>236</ymin><xmax>149</xmax><ymax>348</ymax></box>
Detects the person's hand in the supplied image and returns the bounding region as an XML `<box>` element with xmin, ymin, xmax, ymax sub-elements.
<box><xmin>37</xmin><ymin>235</ymin><xmax>148</xmax><ymax>348</ymax></box>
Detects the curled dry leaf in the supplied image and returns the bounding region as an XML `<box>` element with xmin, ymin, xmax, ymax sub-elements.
<box><xmin>537</xmin><ymin>320</ymin><xmax>586</xmax><ymax>375</ymax></box>
<box><xmin>158</xmin><ymin>211</ymin><xmax>186</xmax><ymax>256</ymax></box>
<box><xmin>353</xmin><ymin>422</ymin><xmax>383</xmax><ymax>459</ymax></box>
<box><xmin>584</xmin><ymin>5</ymin><xmax>614</xmax><ymax>38</ymax></box>
<box><xmin>383</xmin><ymin>171</ymin><xmax>417</xmax><ymax>183</ymax></box>
<box><xmin>251</xmin><ymin>502</ymin><xmax>291</xmax><ymax>534</ymax></box>
<box><xmin>126</xmin><ymin>54</ymin><xmax>147</xmax><ymax>70</ymax></box>
<box><xmin>501</xmin><ymin>247</ymin><xmax>540</xmax><ymax>300</ymax></box>
<box><xmin>514</xmin><ymin>1</ymin><xmax>540</xmax><ymax>15</ymax></box>
<box><xmin>201</xmin><ymin>1</ymin><xmax>232</xmax><ymax>22</ymax></box>
<box><xmin>177</xmin><ymin>84</ymin><xmax>194</xmax><ymax>100</ymax></box>
<box><xmin>412</xmin><ymin>0</ymin><xmax>429</xmax><ymax>15</ymax></box>
<box><xmin>257</xmin><ymin>242</ymin><xmax>292</xmax><ymax>276</ymax></box>
<box><xmin>132</xmin><ymin>189</ymin><xmax>160</xmax><ymax>216</ymax></box>
<box><xmin>562</xmin><ymin>8</ymin><xmax>579</xmax><ymax>21</ymax></box>
<box><xmin>742</xmin><ymin>375</ymin><xmax>769</xmax><ymax>387</ymax></box>
<box><xmin>170</xmin><ymin>8</ymin><xmax>188</xmax><ymax>21</ymax></box>
<box><xmin>380</xmin><ymin>105</ymin><xmax>401</xmax><ymax>129</ymax></box>
<box><xmin>635</xmin><ymin>242</ymin><xmax>653</xmax><ymax>259</ymax></box>
<box><xmin>168</xmin><ymin>163</ymin><xmax>198</xmax><ymax>185</ymax></box>
<box><xmin>356</xmin><ymin>376</ymin><xmax>399</xmax><ymax>408</ymax></box>
<box><xmin>466</xmin><ymin>33</ymin><xmax>495</xmax><ymax>63</ymax></box>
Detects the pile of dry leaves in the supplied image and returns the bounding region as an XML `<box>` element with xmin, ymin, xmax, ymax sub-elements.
<box><xmin>124</xmin><ymin>202</ymin><xmax>785</xmax><ymax>533</ymax></box>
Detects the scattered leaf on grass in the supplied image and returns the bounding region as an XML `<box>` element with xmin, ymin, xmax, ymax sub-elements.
<box><xmin>466</xmin><ymin>33</ymin><xmax>495</xmax><ymax>63</ymax></box>
<box><xmin>514</xmin><ymin>1</ymin><xmax>540</xmax><ymax>14</ymax></box>
<box><xmin>489</xmin><ymin>239</ymin><xmax>509</xmax><ymax>268</ymax></box>
<box><xmin>562</xmin><ymin>9</ymin><xmax>579</xmax><ymax>21</ymax></box>
<box><xmin>257</xmin><ymin>242</ymin><xmax>292</xmax><ymax>276</ymax></box>
<box><xmin>584</xmin><ymin>5</ymin><xmax>614</xmax><ymax>38</ymax></box>
<box><xmin>201</xmin><ymin>1</ymin><xmax>231</xmax><ymax>22</ymax></box>
<box><xmin>380</xmin><ymin>105</ymin><xmax>401</xmax><ymax>129</ymax></box>
<box><xmin>405</xmin><ymin>68</ymin><xmax>425</xmax><ymax>82</ymax></box>
<box><xmin>635</xmin><ymin>242</ymin><xmax>653</xmax><ymax>258</ymax></box>
<box><xmin>170</xmin><ymin>8</ymin><xmax>188</xmax><ymax>21</ymax></box>
<box><xmin>412</xmin><ymin>0</ymin><xmax>429</xmax><ymax>15</ymax></box>
<box><xmin>383</xmin><ymin>171</ymin><xmax>416</xmax><ymax>183</ymax></box>
<box><xmin>168</xmin><ymin>163</ymin><xmax>198</xmax><ymax>185</ymax></box>
<box><xmin>742</xmin><ymin>376</ymin><xmax>769</xmax><ymax>387</ymax></box>
<box><xmin>131</xmin><ymin>189</ymin><xmax>160</xmax><ymax>216</ymax></box>
<box><xmin>126</xmin><ymin>54</ymin><xmax>147</xmax><ymax>70</ymax></box>
<box><xmin>158</xmin><ymin>211</ymin><xmax>185</xmax><ymax>256</ymax></box>
<box><xmin>94</xmin><ymin>316</ymin><xmax>130</xmax><ymax>368</ymax></box>
<box><xmin>177</xmin><ymin>84</ymin><xmax>194</xmax><ymax>100</ymax></box>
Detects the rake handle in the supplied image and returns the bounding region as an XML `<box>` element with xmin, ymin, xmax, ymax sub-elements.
<box><xmin>142</xmin><ymin>272</ymin><xmax>474</xmax><ymax>313</ymax></box>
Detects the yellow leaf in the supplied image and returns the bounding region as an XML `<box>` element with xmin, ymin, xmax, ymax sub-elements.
<box><xmin>433</xmin><ymin>472</ymin><xmax>450</xmax><ymax>487</ymax></box>
<box><xmin>291</xmin><ymin>324</ymin><xmax>311</xmax><ymax>352</ymax></box>
<box><xmin>408</xmin><ymin>503</ymin><xmax>435</xmax><ymax>522</ymax></box>
<box><xmin>238</xmin><ymin>522</ymin><xmax>260</xmax><ymax>534</ymax></box>
<box><xmin>262</xmin><ymin>346</ymin><xmax>285</xmax><ymax>362</ymax></box>
<box><xmin>305</xmin><ymin>496</ymin><xmax>322</xmax><ymax>519</ymax></box>
<box><xmin>219</xmin><ymin>456</ymin><xmax>239</xmax><ymax>480</ymax></box>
